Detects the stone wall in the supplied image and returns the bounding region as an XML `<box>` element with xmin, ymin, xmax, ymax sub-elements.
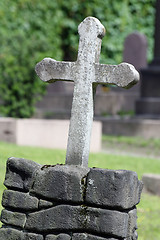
<box><xmin>97</xmin><ymin>117</ymin><xmax>160</xmax><ymax>139</ymax></box>
<box><xmin>36</xmin><ymin>92</ymin><xmax>139</xmax><ymax>118</ymax></box>
<box><xmin>0</xmin><ymin>157</ymin><xmax>143</xmax><ymax>240</ymax></box>
<box><xmin>0</xmin><ymin>118</ymin><xmax>101</xmax><ymax>153</ymax></box>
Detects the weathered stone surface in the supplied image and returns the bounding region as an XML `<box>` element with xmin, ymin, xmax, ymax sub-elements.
<box><xmin>45</xmin><ymin>234</ymin><xmax>71</xmax><ymax>240</ymax></box>
<box><xmin>23</xmin><ymin>232</ymin><xmax>43</xmax><ymax>240</ymax></box>
<box><xmin>0</xmin><ymin>228</ymin><xmax>43</xmax><ymax>240</ymax></box>
<box><xmin>39</xmin><ymin>199</ymin><xmax>54</xmax><ymax>209</ymax></box>
<box><xmin>72</xmin><ymin>234</ymin><xmax>118</xmax><ymax>240</ymax></box>
<box><xmin>4</xmin><ymin>157</ymin><xmax>41</xmax><ymax>191</ymax></box>
<box><xmin>0</xmin><ymin>228</ymin><xmax>22</xmax><ymax>240</ymax></box>
<box><xmin>31</xmin><ymin>165</ymin><xmax>89</xmax><ymax>203</ymax></box>
<box><xmin>35</xmin><ymin>16</ymin><xmax>139</xmax><ymax>167</ymax></box>
<box><xmin>0</xmin><ymin>209</ymin><xmax>26</xmax><ymax>228</ymax></box>
<box><xmin>2</xmin><ymin>190</ymin><xmax>39</xmax><ymax>210</ymax></box>
<box><xmin>25</xmin><ymin>205</ymin><xmax>85</xmax><ymax>232</ymax></box>
<box><xmin>125</xmin><ymin>231</ymin><xmax>138</xmax><ymax>240</ymax></box>
<box><xmin>127</xmin><ymin>208</ymin><xmax>137</xmax><ymax>238</ymax></box>
<box><xmin>25</xmin><ymin>205</ymin><xmax>128</xmax><ymax>238</ymax></box>
<box><xmin>86</xmin><ymin>208</ymin><xmax>128</xmax><ymax>238</ymax></box>
<box><xmin>86</xmin><ymin>168</ymin><xmax>143</xmax><ymax>209</ymax></box>
<box><xmin>142</xmin><ymin>173</ymin><xmax>160</xmax><ymax>196</ymax></box>
<box><xmin>124</xmin><ymin>231</ymin><xmax>138</xmax><ymax>240</ymax></box>
<box><xmin>132</xmin><ymin>231</ymin><xmax>138</xmax><ymax>240</ymax></box>
<box><xmin>100</xmin><ymin>116</ymin><xmax>160</xmax><ymax>139</ymax></box>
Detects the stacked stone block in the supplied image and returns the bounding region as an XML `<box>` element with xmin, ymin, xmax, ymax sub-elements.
<box><xmin>0</xmin><ymin>157</ymin><xmax>143</xmax><ymax>240</ymax></box>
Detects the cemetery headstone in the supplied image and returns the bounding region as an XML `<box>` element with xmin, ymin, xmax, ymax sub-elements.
<box><xmin>47</xmin><ymin>81</ymin><xmax>65</xmax><ymax>94</ymax></box>
<box><xmin>123</xmin><ymin>32</ymin><xmax>147</xmax><ymax>71</ymax></box>
<box><xmin>0</xmin><ymin>17</ymin><xmax>142</xmax><ymax>240</ymax></box>
<box><xmin>113</xmin><ymin>32</ymin><xmax>147</xmax><ymax>94</ymax></box>
<box><xmin>36</xmin><ymin>78</ymin><xmax>68</xmax><ymax>119</ymax></box>
<box><xmin>136</xmin><ymin>0</ymin><xmax>160</xmax><ymax>116</ymax></box>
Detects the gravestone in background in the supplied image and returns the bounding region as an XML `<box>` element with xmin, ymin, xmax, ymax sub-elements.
<box><xmin>123</xmin><ymin>32</ymin><xmax>147</xmax><ymax>71</ymax></box>
<box><xmin>0</xmin><ymin>17</ymin><xmax>142</xmax><ymax>240</ymax></box>
<box><xmin>136</xmin><ymin>0</ymin><xmax>160</xmax><ymax>116</ymax></box>
<box><xmin>47</xmin><ymin>81</ymin><xmax>65</xmax><ymax>93</ymax></box>
<box><xmin>113</xmin><ymin>32</ymin><xmax>147</xmax><ymax>94</ymax></box>
<box><xmin>36</xmin><ymin>80</ymin><xmax>72</xmax><ymax>119</ymax></box>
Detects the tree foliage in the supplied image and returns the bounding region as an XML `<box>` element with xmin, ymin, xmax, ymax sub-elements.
<box><xmin>0</xmin><ymin>0</ymin><xmax>156</xmax><ymax>118</ymax></box>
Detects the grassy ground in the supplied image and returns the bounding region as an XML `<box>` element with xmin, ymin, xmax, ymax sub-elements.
<box><xmin>102</xmin><ymin>135</ymin><xmax>160</xmax><ymax>159</ymax></box>
<box><xmin>0</xmin><ymin>139</ymin><xmax>160</xmax><ymax>239</ymax></box>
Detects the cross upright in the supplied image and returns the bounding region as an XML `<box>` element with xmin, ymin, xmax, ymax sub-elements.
<box><xmin>35</xmin><ymin>17</ymin><xmax>139</xmax><ymax>167</ymax></box>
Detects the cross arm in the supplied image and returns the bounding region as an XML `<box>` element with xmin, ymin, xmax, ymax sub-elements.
<box><xmin>35</xmin><ymin>58</ymin><xmax>76</xmax><ymax>83</ymax></box>
<box><xmin>95</xmin><ymin>62</ymin><xmax>139</xmax><ymax>89</ymax></box>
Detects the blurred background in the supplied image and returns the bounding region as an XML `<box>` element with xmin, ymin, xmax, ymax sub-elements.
<box><xmin>0</xmin><ymin>0</ymin><xmax>155</xmax><ymax>118</ymax></box>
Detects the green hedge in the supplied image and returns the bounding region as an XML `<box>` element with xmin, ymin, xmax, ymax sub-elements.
<box><xmin>0</xmin><ymin>0</ymin><xmax>155</xmax><ymax>118</ymax></box>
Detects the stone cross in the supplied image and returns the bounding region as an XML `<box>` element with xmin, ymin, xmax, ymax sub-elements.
<box><xmin>35</xmin><ymin>17</ymin><xmax>139</xmax><ymax>167</ymax></box>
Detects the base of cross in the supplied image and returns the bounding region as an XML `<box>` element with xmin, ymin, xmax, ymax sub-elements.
<box><xmin>0</xmin><ymin>158</ymin><xmax>143</xmax><ymax>240</ymax></box>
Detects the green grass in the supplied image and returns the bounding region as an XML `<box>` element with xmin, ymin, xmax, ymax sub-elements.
<box><xmin>138</xmin><ymin>194</ymin><xmax>160</xmax><ymax>240</ymax></box>
<box><xmin>0</xmin><ymin>141</ymin><xmax>160</xmax><ymax>239</ymax></box>
<box><xmin>90</xmin><ymin>152</ymin><xmax>160</xmax><ymax>179</ymax></box>
<box><xmin>102</xmin><ymin>134</ymin><xmax>160</xmax><ymax>148</ymax></box>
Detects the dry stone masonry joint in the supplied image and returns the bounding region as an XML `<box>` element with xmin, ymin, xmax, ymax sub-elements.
<box><xmin>0</xmin><ymin>157</ymin><xmax>143</xmax><ymax>240</ymax></box>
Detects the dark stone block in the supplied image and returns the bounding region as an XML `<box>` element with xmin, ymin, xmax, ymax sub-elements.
<box><xmin>0</xmin><ymin>209</ymin><xmax>26</xmax><ymax>228</ymax></box>
<box><xmin>4</xmin><ymin>157</ymin><xmax>41</xmax><ymax>191</ymax></box>
<box><xmin>25</xmin><ymin>205</ymin><xmax>128</xmax><ymax>238</ymax></box>
<box><xmin>0</xmin><ymin>228</ymin><xmax>22</xmax><ymax>240</ymax></box>
<box><xmin>31</xmin><ymin>165</ymin><xmax>89</xmax><ymax>203</ymax></box>
<box><xmin>72</xmin><ymin>234</ymin><xmax>118</xmax><ymax>240</ymax></box>
<box><xmin>2</xmin><ymin>190</ymin><xmax>39</xmax><ymax>211</ymax></box>
<box><xmin>136</xmin><ymin>97</ymin><xmax>160</xmax><ymax>115</ymax></box>
<box><xmin>0</xmin><ymin>159</ymin><xmax>141</xmax><ymax>239</ymax></box>
<box><xmin>39</xmin><ymin>199</ymin><xmax>54</xmax><ymax>209</ymax></box>
<box><xmin>140</xmin><ymin>68</ymin><xmax>160</xmax><ymax>98</ymax></box>
<box><xmin>86</xmin><ymin>207</ymin><xmax>128</xmax><ymax>238</ymax></box>
<box><xmin>135</xmin><ymin>67</ymin><xmax>160</xmax><ymax>116</ymax></box>
<box><xmin>23</xmin><ymin>232</ymin><xmax>43</xmax><ymax>240</ymax></box>
<box><xmin>25</xmin><ymin>205</ymin><xmax>85</xmax><ymax>232</ymax></box>
<box><xmin>45</xmin><ymin>234</ymin><xmax>71</xmax><ymax>240</ymax></box>
<box><xmin>85</xmin><ymin>168</ymin><xmax>143</xmax><ymax>209</ymax></box>
<box><xmin>127</xmin><ymin>208</ymin><xmax>137</xmax><ymax>238</ymax></box>
<box><xmin>0</xmin><ymin>228</ymin><xmax>43</xmax><ymax>240</ymax></box>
